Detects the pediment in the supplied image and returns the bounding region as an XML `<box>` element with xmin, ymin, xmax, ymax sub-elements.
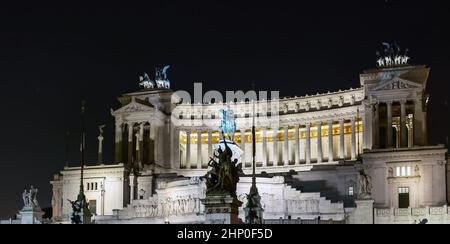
<box><xmin>112</xmin><ymin>100</ymin><xmax>154</xmax><ymax>115</ymax></box>
<box><xmin>373</xmin><ymin>78</ymin><xmax>422</xmax><ymax>91</ymax></box>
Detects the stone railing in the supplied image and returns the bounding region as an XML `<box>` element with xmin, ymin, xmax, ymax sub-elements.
<box><xmin>0</xmin><ymin>219</ymin><xmax>21</xmax><ymax>224</ymax></box>
<box><xmin>264</xmin><ymin>218</ymin><xmax>345</xmax><ymax>224</ymax></box>
<box><xmin>375</xmin><ymin>205</ymin><xmax>450</xmax><ymax>224</ymax></box>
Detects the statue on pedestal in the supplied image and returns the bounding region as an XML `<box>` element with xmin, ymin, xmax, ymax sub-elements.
<box><xmin>358</xmin><ymin>170</ymin><xmax>372</xmax><ymax>198</ymax></box>
<box><xmin>22</xmin><ymin>186</ymin><xmax>40</xmax><ymax>209</ymax></box>
<box><xmin>205</xmin><ymin>139</ymin><xmax>243</xmax><ymax>198</ymax></box>
<box><xmin>68</xmin><ymin>199</ymin><xmax>82</xmax><ymax>224</ymax></box>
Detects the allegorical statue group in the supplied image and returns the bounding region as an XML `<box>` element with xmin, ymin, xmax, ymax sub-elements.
<box><xmin>22</xmin><ymin>186</ymin><xmax>40</xmax><ymax>209</ymax></box>
<box><xmin>376</xmin><ymin>42</ymin><xmax>410</xmax><ymax>67</ymax></box>
<box><xmin>139</xmin><ymin>65</ymin><xmax>171</xmax><ymax>89</ymax></box>
<box><xmin>205</xmin><ymin>139</ymin><xmax>243</xmax><ymax>199</ymax></box>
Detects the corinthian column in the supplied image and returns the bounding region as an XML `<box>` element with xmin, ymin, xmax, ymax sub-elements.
<box><xmin>317</xmin><ymin>122</ymin><xmax>323</xmax><ymax>163</ymax></box>
<box><xmin>241</xmin><ymin>129</ymin><xmax>246</xmax><ymax>167</ymax></box>
<box><xmin>328</xmin><ymin>120</ymin><xmax>334</xmax><ymax>163</ymax></box>
<box><xmin>400</xmin><ymin>100</ymin><xmax>407</xmax><ymax>148</ymax></box>
<box><xmin>351</xmin><ymin>118</ymin><xmax>357</xmax><ymax>160</ymax></box>
<box><xmin>197</xmin><ymin>130</ymin><xmax>202</xmax><ymax>169</ymax></box>
<box><xmin>262</xmin><ymin>128</ymin><xmax>268</xmax><ymax>167</ymax></box>
<box><xmin>98</xmin><ymin>134</ymin><xmax>104</xmax><ymax>165</ymax></box>
<box><xmin>273</xmin><ymin>128</ymin><xmax>279</xmax><ymax>166</ymax></box>
<box><xmin>284</xmin><ymin>126</ymin><xmax>289</xmax><ymax>166</ymax></box>
<box><xmin>114</xmin><ymin>123</ymin><xmax>122</xmax><ymax>163</ymax></box>
<box><xmin>387</xmin><ymin>101</ymin><xmax>393</xmax><ymax>148</ymax></box>
<box><xmin>339</xmin><ymin>119</ymin><xmax>345</xmax><ymax>160</ymax></box>
<box><xmin>295</xmin><ymin>124</ymin><xmax>300</xmax><ymax>165</ymax></box>
<box><xmin>186</xmin><ymin>130</ymin><xmax>191</xmax><ymax>169</ymax></box>
<box><xmin>208</xmin><ymin>130</ymin><xmax>213</xmax><ymax>158</ymax></box>
<box><xmin>128</xmin><ymin>124</ymin><xmax>134</xmax><ymax>165</ymax></box>
<box><xmin>139</xmin><ymin>123</ymin><xmax>144</xmax><ymax>167</ymax></box>
<box><xmin>305</xmin><ymin>123</ymin><xmax>311</xmax><ymax>164</ymax></box>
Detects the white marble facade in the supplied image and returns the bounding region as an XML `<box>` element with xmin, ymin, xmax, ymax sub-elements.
<box><xmin>50</xmin><ymin>64</ymin><xmax>449</xmax><ymax>224</ymax></box>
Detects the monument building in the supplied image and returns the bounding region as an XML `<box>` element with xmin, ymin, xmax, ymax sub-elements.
<box><xmin>48</xmin><ymin>48</ymin><xmax>450</xmax><ymax>224</ymax></box>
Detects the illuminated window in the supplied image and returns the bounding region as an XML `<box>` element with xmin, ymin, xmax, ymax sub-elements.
<box><xmin>348</xmin><ymin>187</ymin><xmax>354</xmax><ymax>196</ymax></box>
<box><xmin>395</xmin><ymin>166</ymin><xmax>412</xmax><ymax>177</ymax></box>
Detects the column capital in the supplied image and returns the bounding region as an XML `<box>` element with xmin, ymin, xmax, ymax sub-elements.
<box><xmin>305</xmin><ymin>122</ymin><xmax>311</xmax><ymax>128</ymax></box>
<box><xmin>400</xmin><ymin>99</ymin><xmax>407</xmax><ymax>105</ymax></box>
<box><xmin>328</xmin><ymin>119</ymin><xmax>334</xmax><ymax>124</ymax></box>
<box><xmin>338</xmin><ymin>118</ymin><xmax>345</xmax><ymax>123</ymax></box>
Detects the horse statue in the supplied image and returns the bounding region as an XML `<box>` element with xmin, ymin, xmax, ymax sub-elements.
<box><xmin>220</xmin><ymin>105</ymin><xmax>237</xmax><ymax>141</ymax></box>
<box><xmin>139</xmin><ymin>73</ymin><xmax>155</xmax><ymax>89</ymax></box>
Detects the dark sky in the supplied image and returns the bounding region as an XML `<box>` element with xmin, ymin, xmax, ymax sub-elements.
<box><xmin>0</xmin><ymin>1</ymin><xmax>449</xmax><ymax>218</ymax></box>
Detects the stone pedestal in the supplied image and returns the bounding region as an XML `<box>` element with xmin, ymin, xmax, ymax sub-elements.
<box><xmin>19</xmin><ymin>207</ymin><xmax>45</xmax><ymax>224</ymax></box>
<box><xmin>352</xmin><ymin>198</ymin><xmax>374</xmax><ymax>224</ymax></box>
<box><xmin>202</xmin><ymin>194</ymin><xmax>242</xmax><ymax>224</ymax></box>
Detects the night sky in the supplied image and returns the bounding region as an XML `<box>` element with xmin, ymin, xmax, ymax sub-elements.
<box><xmin>0</xmin><ymin>1</ymin><xmax>449</xmax><ymax>218</ymax></box>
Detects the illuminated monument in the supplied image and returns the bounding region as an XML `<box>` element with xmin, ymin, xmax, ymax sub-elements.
<box><xmin>48</xmin><ymin>46</ymin><xmax>450</xmax><ymax>224</ymax></box>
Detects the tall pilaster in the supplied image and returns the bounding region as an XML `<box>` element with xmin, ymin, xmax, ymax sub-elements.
<box><xmin>414</xmin><ymin>99</ymin><xmax>425</xmax><ymax>146</ymax></box>
<box><xmin>363</xmin><ymin>102</ymin><xmax>373</xmax><ymax>150</ymax></box>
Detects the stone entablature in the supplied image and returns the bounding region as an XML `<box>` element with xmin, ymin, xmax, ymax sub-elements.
<box><xmin>172</xmin><ymin>87</ymin><xmax>364</xmax><ymax>127</ymax></box>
